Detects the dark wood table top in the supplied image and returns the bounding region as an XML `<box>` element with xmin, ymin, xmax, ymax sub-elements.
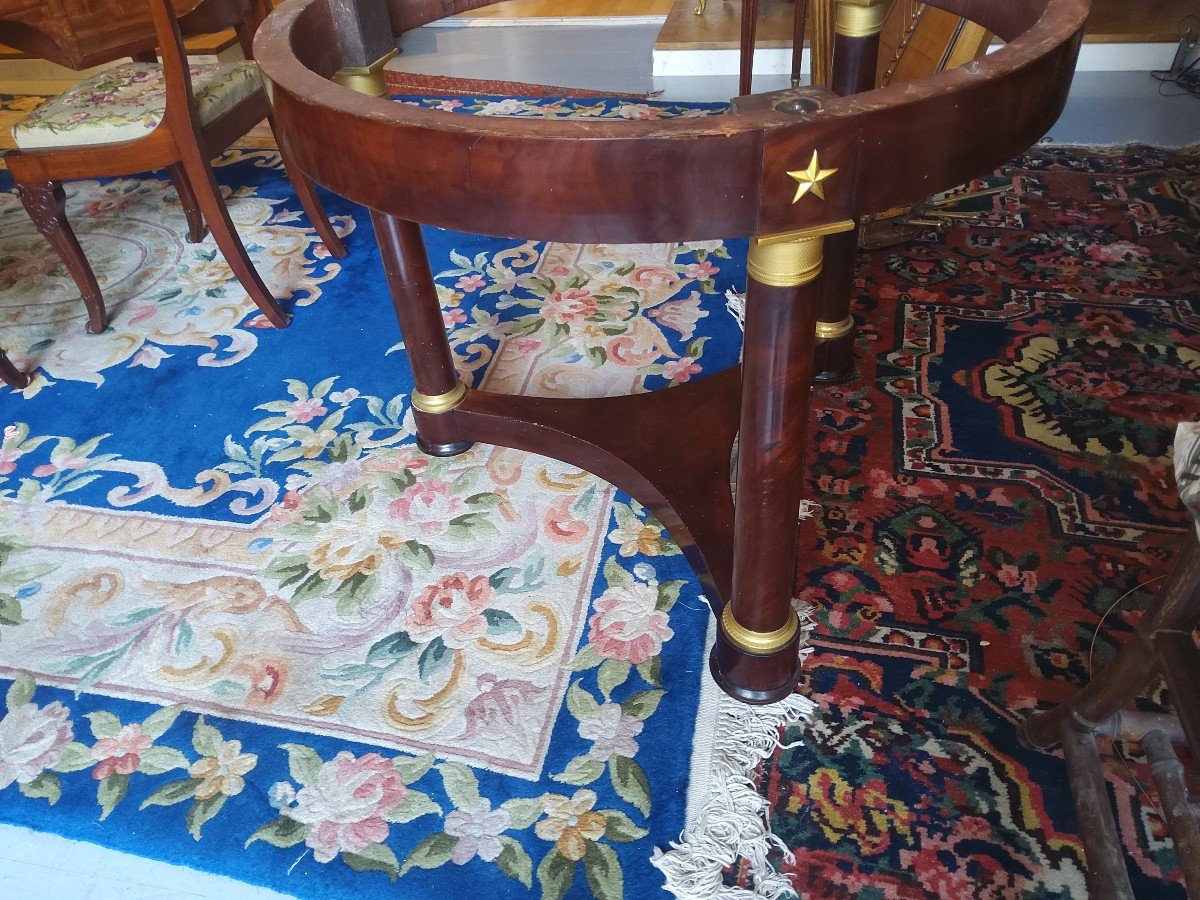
<box><xmin>0</xmin><ymin>0</ymin><xmax>215</xmax><ymax>70</ymax></box>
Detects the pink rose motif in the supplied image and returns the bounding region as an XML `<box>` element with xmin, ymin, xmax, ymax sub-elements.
<box><xmin>388</xmin><ymin>478</ymin><xmax>464</xmax><ymax>537</ymax></box>
<box><xmin>288</xmin><ymin>751</ymin><xmax>407</xmax><ymax>863</ymax></box>
<box><xmin>443</xmin><ymin>308</ymin><xmax>467</xmax><ymax>326</ymax></box>
<box><xmin>243</xmin><ymin>314</ymin><xmax>274</xmax><ymax>329</ymax></box>
<box><xmin>456</xmin><ymin>274</ymin><xmax>487</xmax><ymax>292</ymax></box>
<box><xmin>587</xmin><ymin>581</ymin><xmax>674</xmax><ymax>665</ymax></box>
<box><xmin>371</xmin><ymin>448</ymin><xmax>428</xmax><ymax>475</ymax></box>
<box><xmin>329</xmin><ymin>389</ymin><xmax>360</xmax><ymax>405</ymax></box>
<box><xmin>436</xmin><ymin>99</ymin><xmax>463</xmax><ymax>111</ymax></box>
<box><xmin>91</xmin><ymin>723</ymin><xmax>153</xmax><ymax>780</ymax></box>
<box><xmin>289</xmin><ymin>398</ymin><xmax>328</xmax><ymax>424</ymax></box>
<box><xmin>683</xmin><ymin>260</ymin><xmax>718</xmax><ymax>280</ymax></box>
<box><xmin>662</xmin><ymin>357</ymin><xmax>702</xmax><ymax>383</ymax></box>
<box><xmin>541</xmin><ymin>288</ymin><xmax>599</xmax><ymax>325</ymax></box>
<box><xmin>0</xmin><ymin>701</ymin><xmax>74</xmax><ymax>790</ymax></box>
<box><xmin>404</xmin><ymin>574</ymin><xmax>494</xmax><ymax>649</ymax></box>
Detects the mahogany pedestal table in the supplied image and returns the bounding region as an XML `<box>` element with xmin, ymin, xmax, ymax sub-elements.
<box><xmin>255</xmin><ymin>0</ymin><xmax>1089</xmax><ymax>704</ymax></box>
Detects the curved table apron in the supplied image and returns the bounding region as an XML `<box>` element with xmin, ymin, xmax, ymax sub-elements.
<box><xmin>255</xmin><ymin>0</ymin><xmax>1089</xmax><ymax>703</ymax></box>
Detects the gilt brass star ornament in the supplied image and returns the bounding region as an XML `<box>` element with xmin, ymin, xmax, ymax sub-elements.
<box><xmin>787</xmin><ymin>151</ymin><xmax>838</xmax><ymax>203</ymax></box>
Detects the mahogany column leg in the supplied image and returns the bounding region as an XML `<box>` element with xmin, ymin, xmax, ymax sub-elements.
<box><xmin>711</xmin><ymin>221</ymin><xmax>853</xmax><ymax>703</ymax></box>
<box><xmin>166</xmin><ymin>163</ymin><xmax>207</xmax><ymax>244</ymax></box>
<box><xmin>370</xmin><ymin>212</ymin><xmax>473</xmax><ymax>457</ymax></box>
<box><xmin>811</xmin><ymin>0</ymin><xmax>887</xmax><ymax>382</ymax></box>
<box><xmin>15</xmin><ymin>180</ymin><xmax>107</xmax><ymax>335</ymax></box>
<box><xmin>812</xmin><ymin>229</ymin><xmax>857</xmax><ymax>383</ymax></box>
<box><xmin>0</xmin><ymin>348</ymin><xmax>31</xmax><ymax>389</ymax></box>
<box><xmin>739</xmin><ymin>0</ymin><xmax>760</xmax><ymax>96</ymax></box>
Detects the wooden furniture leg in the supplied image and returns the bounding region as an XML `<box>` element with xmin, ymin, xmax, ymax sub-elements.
<box><xmin>810</xmin><ymin>0</ymin><xmax>888</xmax><ymax>383</ymax></box>
<box><xmin>0</xmin><ymin>348</ymin><xmax>31</xmax><ymax>389</ymax></box>
<box><xmin>371</xmin><ymin>212</ymin><xmax>473</xmax><ymax>458</ymax></box>
<box><xmin>14</xmin><ymin>180</ymin><xmax>107</xmax><ymax>335</ymax></box>
<box><xmin>812</xmin><ymin>228</ymin><xmax>858</xmax><ymax>383</ymax></box>
<box><xmin>1021</xmin><ymin>538</ymin><xmax>1200</xmax><ymax>751</ymax></box>
<box><xmin>739</xmin><ymin>0</ymin><xmax>761</xmax><ymax>96</ymax></box>
<box><xmin>166</xmin><ymin>162</ymin><xmax>207</xmax><ymax>243</ymax></box>
<box><xmin>176</xmin><ymin>151</ymin><xmax>290</xmax><ymax>328</ymax></box>
<box><xmin>266</xmin><ymin>117</ymin><xmax>347</xmax><ymax>259</ymax></box>
<box><xmin>711</xmin><ymin>222</ymin><xmax>850</xmax><ymax>702</ymax></box>
<box><xmin>791</xmin><ymin>0</ymin><xmax>810</xmax><ymax>87</ymax></box>
<box><xmin>1020</xmin><ymin>536</ymin><xmax>1200</xmax><ymax>898</ymax></box>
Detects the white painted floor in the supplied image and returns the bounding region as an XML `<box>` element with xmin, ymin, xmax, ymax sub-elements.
<box><xmin>396</xmin><ymin>20</ymin><xmax>1200</xmax><ymax>145</ymax></box>
<box><xmin>3</xmin><ymin>17</ymin><xmax>1197</xmax><ymax>900</ymax></box>
<box><xmin>0</xmin><ymin>824</ymin><xmax>294</xmax><ymax>900</ymax></box>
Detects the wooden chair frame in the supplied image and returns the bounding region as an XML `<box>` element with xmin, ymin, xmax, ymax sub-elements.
<box><xmin>0</xmin><ymin>0</ymin><xmax>346</xmax><ymax>388</ymax></box>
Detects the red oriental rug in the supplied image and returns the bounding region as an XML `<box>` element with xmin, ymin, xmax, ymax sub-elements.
<box><xmin>754</xmin><ymin>143</ymin><xmax>1200</xmax><ymax>898</ymax></box>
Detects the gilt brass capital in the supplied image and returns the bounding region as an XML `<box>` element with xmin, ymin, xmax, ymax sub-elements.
<box><xmin>816</xmin><ymin>314</ymin><xmax>855</xmax><ymax>340</ymax></box>
<box><xmin>834</xmin><ymin>0</ymin><xmax>889</xmax><ymax>38</ymax></box>
<box><xmin>410</xmin><ymin>381</ymin><xmax>468</xmax><ymax>415</ymax></box>
<box><xmin>721</xmin><ymin>605</ymin><xmax>800</xmax><ymax>655</ymax></box>
<box><xmin>747</xmin><ymin>219</ymin><xmax>855</xmax><ymax>288</ymax></box>
<box><xmin>333</xmin><ymin>48</ymin><xmax>399</xmax><ymax>98</ymax></box>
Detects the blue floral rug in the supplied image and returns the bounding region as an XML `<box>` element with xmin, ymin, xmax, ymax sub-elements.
<box><xmin>0</xmin><ymin>108</ymin><xmax>752</xmax><ymax>896</ymax></box>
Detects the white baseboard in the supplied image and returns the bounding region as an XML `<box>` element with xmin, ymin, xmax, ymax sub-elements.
<box><xmin>653</xmin><ymin>46</ymin><xmax>798</xmax><ymax>77</ymax></box>
<box><xmin>653</xmin><ymin>41</ymin><xmax>1181</xmax><ymax>78</ymax></box>
<box><xmin>431</xmin><ymin>15</ymin><xmax>667</xmax><ymax>28</ymax></box>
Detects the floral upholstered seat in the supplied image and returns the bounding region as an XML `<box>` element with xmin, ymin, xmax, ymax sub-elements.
<box><xmin>11</xmin><ymin>61</ymin><xmax>261</xmax><ymax>150</ymax></box>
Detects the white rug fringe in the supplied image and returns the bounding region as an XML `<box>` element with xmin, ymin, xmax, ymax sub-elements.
<box><xmin>652</xmin><ymin>606</ymin><xmax>816</xmax><ymax>900</ymax></box>
<box><xmin>725</xmin><ymin>289</ymin><xmax>746</xmax><ymax>334</ymax></box>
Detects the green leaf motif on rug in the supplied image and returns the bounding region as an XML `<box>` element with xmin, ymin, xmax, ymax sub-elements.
<box><xmin>342</xmin><ymin>842</ymin><xmax>401</xmax><ymax>881</ymax></box>
<box><xmin>437</xmin><ymin>761</ymin><xmax>481</xmax><ymax>808</ymax></box>
<box><xmin>496</xmin><ymin>836</ymin><xmax>533</xmax><ymax>888</ymax></box>
<box><xmin>5</xmin><ymin>672</ymin><xmax>35</xmax><ymax>710</ymax></box>
<box><xmin>281</xmin><ymin>742</ymin><xmax>323</xmax><ymax>784</ymax></box>
<box><xmin>536</xmin><ymin>850</ymin><xmax>575</xmax><ymax>900</ymax></box>
<box><xmin>98</xmin><ymin>773</ymin><xmax>129</xmax><ymax>820</ymax></box>
<box><xmin>609</xmin><ymin>757</ymin><xmax>651</xmax><ymax>817</ymax></box>
<box><xmin>18</xmin><ymin>771</ymin><xmax>61</xmax><ymax>805</ymax></box>
<box><xmin>245</xmin><ymin>815</ymin><xmax>307</xmax><ymax>849</ymax></box>
<box><xmin>583</xmin><ymin>842</ymin><xmax>623</xmax><ymax>900</ymax></box>
<box><xmin>400</xmin><ymin>832</ymin><xmax>458</xmax><ymax>875</ymax></box>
